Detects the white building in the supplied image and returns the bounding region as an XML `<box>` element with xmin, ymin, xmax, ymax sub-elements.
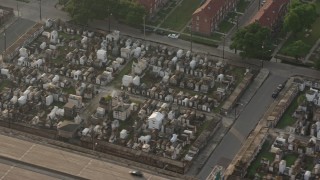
<box><xmin>97</xmin><ymin>49</ymin><xmax>107</xmax><ymax>63</ymax></box>
<box><xmin>148</xmin><ymin>112</ymin><xmax>164</xmax><ymax>130</ymax></box>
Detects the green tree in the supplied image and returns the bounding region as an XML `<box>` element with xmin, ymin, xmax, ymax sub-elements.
<box><xmin>284</xmin><ymin>12</ymin><xmax>301</xmax><ymax>33</ymax></box>
<box><xmin>282</xmin><ymin>40</ymin><xmax>310</xmax><ymax>60</ymax></box>
<box><xmin>230</xmin><ymin>23</ymin><xmax>272</xmax><ymax>59</ymax></box>
<box><xmin>284</xmin><ymin>1</ymin><xmax>317</xmax><ymax>33</ymax></box>
<box><xmin>66</xmin><ymin>0</ymin><xmax>93</xmax><ymax>25</ymax></box>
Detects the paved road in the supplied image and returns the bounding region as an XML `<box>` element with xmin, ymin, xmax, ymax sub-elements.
<box><xmin>0</xmin><ymin>156</ymin><xmax>86</xmax><ymax>180</ymax></box>
<box><xmin>196</xmin><ymin>74</ymin><xmax>288</xmax><ymax>179</ymax></box>
<box><xmin>0</xmin><ymin>161</ymin><xmax>58</xmax><ymax>180</ymax></box>
<box><xmin>0</xmin><ymin>18</ymin><xmax>35</xmax><ymax>52</ymax></box>
<box><xmin>0</xmin><ymin>0</ymin><xmax>70</xmax><ymax>21</ymax></box>
<box><xmin>0</xmin><ymin>134</ymin><xmax>168</xmax><ymax>180</ymax></box>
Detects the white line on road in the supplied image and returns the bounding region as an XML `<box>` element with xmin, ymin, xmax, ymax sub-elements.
<box><xmin>1</xmin><ymin>144</ymin><xmax>36</xmax><ymax>179</ymax></box>
<box><xmin>0</xmin><ymin>165</ymin><xmax>14</xmax><ymax>180</ymax></box>
<box><xmin>77</xmin><ymin>159</ymin><xmax>92</xmax><ymax>176</ymax></box>
<box><xmin>20</xmin><ymin>144</ymin><xmax>36</xmax><ymax>160</ymax></box>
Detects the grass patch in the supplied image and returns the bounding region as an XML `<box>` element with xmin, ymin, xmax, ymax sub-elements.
<box><xmin>0</xmin><ymin>79</ymin><xmax>14</xmax><ymax>91</ymax></box>
<box><xmin>305</xmin><ymin>156</ymin><xmax>314</xmax><ymax>171</ymax></box>
<box><xmin>228</xmin><ymin>67</ymin><xmax>246</xmax><ymax>84</ymax></box>
<box><xmin>59</xmin><ymin>31</ymin><xmax>82</xmax><ymax>42</ymax></box>
<box><xmin>184</xmin><ymin>30</ymin><xmax>222</xmax><ymax>42</ymax></box>
<box><xmin>16</xmin><ymin>0</ymin><xmax>30</xmax><ymax>3</ymax></box>
<box><xmin>283</xmin><ymin>153</ymin><xmax>298</xmax><ymax>167</ymax></box>
<box><xmin>211</xmin><ymin>33</ymin><xmax>223</xmax><ymax>41</ymax></box>
<box><xmin>160</xmin><ymin>0</ymin><xmax>202</xmax><ymax>31</ymax></box>
<box><xmin>62</xmin><ymin>87</ymin><xmax>76</xmax><ymax>94</ymax></box>
<box><xmin>52</xmin><ymin>55</ymin><xmax>65</xmax><ymax>64</ymax></box>
<box><xmin>111</xmin><ymin>60</ymin><xmax>133</xmax><ymax>88</ymax></box>
<box><xmin>180</xmin><ymin>34</ymin><xmax>219</xmax><ymax>47</ymax></box>
<box><xmin>276</xmin><ymin>93</ymin><xmax>305</xmax><ymax>129</ymax></box>
<box><xmin>141</xmin><ymin>71</ymin><xmax>161</xmax><ymax>87</ymax></box>
<box><xmin>218</xmin><ymin>20</ymin><xmax>234</xmax><ymax>33</ymax></box>
<box><xmin>237</xmin><ymin>0</ymin><xmax>251</xmax><ymax>13</ymax></box>
<box><xmin>246</xmin><ymin>140</ymin><xmax>275</xmax><ymax>178</ymax></box>
<box><xmin>52</xmin><ymin>101</ymin><xmax>66</xmax><ymax>108</ymax></box>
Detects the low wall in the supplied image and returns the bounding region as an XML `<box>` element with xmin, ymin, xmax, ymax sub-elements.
<box><xmin>221</xmin><ymin>72</ymin><xmax>254</xmax><ymax>115</ymax></box>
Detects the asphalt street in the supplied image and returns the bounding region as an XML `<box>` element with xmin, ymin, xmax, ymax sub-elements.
<box><xmin>0</xmin><ymin>0</ymin><xmax>69</xmax><ymax>21</ymax></box>
<box><xmin>0</xmin><ymin>18</ymin><xmax>35</xmax><ymax>52</ymax></box>
<box><xmin>0</xmin><ymin>134</ymin><xmax>167</xmax><ymax>180</ymax></box>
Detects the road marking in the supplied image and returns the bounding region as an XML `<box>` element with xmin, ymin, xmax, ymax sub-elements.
<box><xmin>0</xmin><ymin>165</ymin><xmax>14</xmax><ymax>180</ymax></box>
<box><xmin>229</xmin><ymin>127</ymin><xmax>245</xmax><ymax>143</ymax></box>
<box><xmin>78</xmin><ymin>159</ymin><xmax>92</xmax><ymax>176</ymax></box>
<box><xmin>1</xmin><ymin>144</ymin><xmax>36</xmax><ymax>179</ymax></box>
<box><xmin>20</xmin><ymin>144</ymin><xmax>36</xmax><ymax>160</ymax></box>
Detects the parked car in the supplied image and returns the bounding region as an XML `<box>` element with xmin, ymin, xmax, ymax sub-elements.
<box><xmin>168</xmin><ymin>33</ymin><xmax>180</xmax><ymax>39</ymax></box>
<box><xmin>156</xmin><ymin>29</ymin><xmax>166</xmax><ymax>35</ymax></box>
<box><xmin>141</xmin><ymin>27</ymin><xmax>153</xmax><ymax>34</ymax></box>
<box><xmin>277</xmin><ymin>83</ymin><xmax>284</xmax><ymax>91</ymax></box>
<box><xmin>129</xmin><ymin>170</ymin><xmax>143</xmax><ymax>177</ymax></box>
<box><xmin>272</xmin><ymin>89</ymin><xmax>280</xmax><ymax>98</ymax></box>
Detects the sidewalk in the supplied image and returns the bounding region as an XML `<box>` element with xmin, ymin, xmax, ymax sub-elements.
<box><xmin>270</xmin><ymin>32</ymin><xmax>291</xmax><ymax>63</ymax></box>
<box><xmin>187</xmin><ymin>68</ymin><xmax>270</xmax><ymax>176</ymax></box>
<box><xmin>304</xmin><ymin>38</ymin><xmax>320</xmax><ymax>64</ymax></box>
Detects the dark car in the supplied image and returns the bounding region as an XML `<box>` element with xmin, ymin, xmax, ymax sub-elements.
<box><xmin>129</xmin><ymin>170</ymin><xmax>143</xmax><ymax>177</ymax></box>
<box><xmin>272</xmin><ymin>89</ymin><xmax>280</xmax><ymax>98</ymax></box>
<box><xmin>155</xmin><ymin>30</ymin><xmax>166</xmax><ymax>35</ymax></box>
<box><xmin>141</xmin><ymin>27</ymin><xmax>153</xmax><ymax>34</ymax></box>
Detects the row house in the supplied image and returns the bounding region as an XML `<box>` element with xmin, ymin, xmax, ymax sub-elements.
<box><xmin>137</xmin><ymin>0</ymin><xmax>168</xmax><ymax>16</ymax></box>
<box><xmin>249</xmin><ymin>0</ymin><xmax>290</xmax><ymax>33</ymax></box>
<box><xmin>192</xmin><ymin>0</ymin><xmax>238</xmax><ymax>35</ymax></box>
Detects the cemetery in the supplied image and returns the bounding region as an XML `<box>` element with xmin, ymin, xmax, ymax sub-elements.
<box><xmin>0</xmin><ymin>19</ymin><xmax>256</xmax><ymax>174</ymax></box>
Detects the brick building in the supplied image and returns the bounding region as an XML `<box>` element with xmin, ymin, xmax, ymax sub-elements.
<box><xmin>249</xmin><ymin>0</ymin><xmax>290</xmax><ymax>32</ymax></box>
<box><xmin>137</xmin><ymin>0</ymin><xmax>169</xmax><ymax>16</ymax></box>
<box><xmin>191</xmin><ymin>0</ymin><xmax>238</xmax><ymax>35</ymax></box>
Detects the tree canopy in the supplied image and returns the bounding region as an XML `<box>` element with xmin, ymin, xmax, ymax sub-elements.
<box><xmin>65</xmin><ymin>0</ymin><xmax>146</xmax><ymax>26</ymax></box>
<box><xmin>284</xmin><ymin>0</ymin><xmax>318</xmax><ymax>33</ymax></box>
<box><xmin>230</xmin><ymin>23</ymin><xmax>272</xmax><ymax>59</ymax></box>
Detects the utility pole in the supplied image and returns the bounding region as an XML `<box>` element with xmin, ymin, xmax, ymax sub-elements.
<box><xmin>107</xmin><ymin>0</ymin><xmax>112</xmax><ymax>33</ymax></box>
<box><xmin>4</xmin><ymin>26</ymin><xmax>6</xmax><ymax>53</ymax></box>
<box><xmin>143</xmin><ymin>15</ymin><xmax>146</xmax><ymax>42</ymax></box>
<box><xmin>222</xmin><ymin>35</ymin><xmax>225</xmax><ymax>60</ymax></box>
<box><xmin>236</xmin><ymin>15</ymin><xmax>239</xmax><ymax>30</ymax></box>
<box><xmin>17</xmin><ymin>2</ymin><xmax>19</xmax><ymax>17</ymax></box>
<box><xmin>190</xmin><ymin>23</ymin><xmax>193</xmax><ymax>52</ymax></box>
<box><xmin>108</xmin><ymin>10</ymin><xmax>111</xmax><ymax>32</ymax></box>
<box><xmin>39</xmin><ymin>0</ymin><xmax>42</xmax><ymax>21</ymax></box>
